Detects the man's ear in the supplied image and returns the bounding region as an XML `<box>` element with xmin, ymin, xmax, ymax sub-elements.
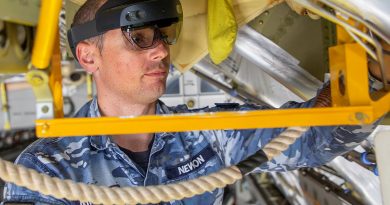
<box><xmin>76</xmin><ymin>41</ymin><xmax>100</xmax><ymax>73</ymax></box>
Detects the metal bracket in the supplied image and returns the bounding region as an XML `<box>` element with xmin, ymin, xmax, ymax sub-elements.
<box><xmin>329</xmin><ymin>43</ymin><xmax>371</xmax><ymax>106</ymax></box>
<box><xmin>26</xmin><ymin>70</ymin><xmax>54</xmax><ymax>119</ymax></box>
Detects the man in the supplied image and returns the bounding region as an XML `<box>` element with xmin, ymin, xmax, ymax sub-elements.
<box><xmin>3</xmin><ymin>0</ymin><xmax>390</xmax><ymax>204</ymax></box>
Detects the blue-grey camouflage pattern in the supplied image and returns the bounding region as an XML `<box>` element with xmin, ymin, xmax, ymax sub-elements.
<box><xmin>2</xmin><ymin>90</ymin><xmax>378</xmax><ymax>205</ymax></box>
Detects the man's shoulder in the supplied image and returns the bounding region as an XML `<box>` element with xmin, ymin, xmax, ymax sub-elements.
<box><xmin>3</xmin><ymin>138</ymin><xmax>73</xmax><ymax>204</ymax></box>
<box><xmin>17</xmin><ymin>137</ymin><xmax>91</xmax><ymax>165</ymax></box>
<box><xmin>17</xmin><ymin>100</ymin><xmax>94</xmax><ymax>166</ymax></box>
<box><xmin>23</xmin><ymin>136</ymin><xmax>88</xmax><ymax>152</ymax></box>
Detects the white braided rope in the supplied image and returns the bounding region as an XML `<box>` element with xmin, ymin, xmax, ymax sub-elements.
<box><xmin>0</xmin><ymin>158</ymin><xmax>242</xmax><ymax>204</ymax></box>
<box><xmin>263</xmin><ymin>126</ymin><xmax>309</xmax><ymax>159</ymax></box>
<box><xmin>0</xmin><ymin>126</ymin><xmax>307</xmax><ymax>204</ymax></box>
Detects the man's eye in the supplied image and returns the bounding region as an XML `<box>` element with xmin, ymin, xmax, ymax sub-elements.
<box><xmin>131</xmin><ymin>34</ymin><xmax>146</xmax><ymax>44</ymax></box>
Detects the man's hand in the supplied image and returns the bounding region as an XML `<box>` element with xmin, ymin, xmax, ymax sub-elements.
<box><xmin>315</xmin><ymin>41</ymin><xmax>390</xmax><ymax>108</ymax></box>
<box><xmin>368</xmin><ymin>41</ymin><xmax>390</xmax><ymax>82</ymax></box>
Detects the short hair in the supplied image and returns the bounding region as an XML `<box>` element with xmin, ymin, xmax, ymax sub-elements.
<box><xmin>72</xmin><ymin>0</ymin><xmax>108</xmax><ymax>51</ymax></box>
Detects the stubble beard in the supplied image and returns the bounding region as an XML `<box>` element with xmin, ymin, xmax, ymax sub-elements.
<box><xmin>137</xmin><ymin>58</ymin><xmax>169</xmax><ymax>103</ymax></box>
<box><xmin>137</xmin><ymin>77</ymin><xmax>167</xmax><ymax>104</ymax></box>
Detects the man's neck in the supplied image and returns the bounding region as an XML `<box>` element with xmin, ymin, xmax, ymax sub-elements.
<box><xmin>112</xmin><ymin>133</ymin><xmax>154</xmax><ymax>152</ymax></box>
<box><xmin>97</xmin><ymin>95</ymin><xmax>157</xmax><ymax>152</ymax></box>
<box><xmin>97</xmin><ymin>95</ymin><xmax>157</xmax><ymax>117</ymax></box>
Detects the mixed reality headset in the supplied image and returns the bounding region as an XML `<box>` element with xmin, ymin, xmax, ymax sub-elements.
<box><xmin>67</xmin><ymin>0</ymin><xmax>183</xmax><ymax>60</ymax></box>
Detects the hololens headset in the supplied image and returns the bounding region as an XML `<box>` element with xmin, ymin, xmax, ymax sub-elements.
<box><xmin>67</xmin><ymin>0</ymin><xmax>183</xmax><ymax>60</ymax></box>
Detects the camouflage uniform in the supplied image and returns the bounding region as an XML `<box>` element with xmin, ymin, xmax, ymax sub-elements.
<box><xmin>2</xmin><ymin>92</ymin><xmax>377</xmax><ymax>205</ymax></box>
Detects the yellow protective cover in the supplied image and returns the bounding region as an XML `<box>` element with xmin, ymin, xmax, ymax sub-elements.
<box><xmin>171</xmin><ymin>0</ymin><xmax>280</xmax><ymax>72</ymax></box>
<box><xmin>207</xmin><ymin>0</ymin><xmax>237</xmax><ymax>65</ymax></box>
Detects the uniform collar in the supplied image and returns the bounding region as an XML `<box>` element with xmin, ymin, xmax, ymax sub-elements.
<box><xmin>88</xmin><ymin>98</ymin><xmax>173</xmax><ymax>150</ymax></box>
<box><xmin>156</xmin><ymin>99</ymin><xmax>174</xmax><ymax>115</ymax></box>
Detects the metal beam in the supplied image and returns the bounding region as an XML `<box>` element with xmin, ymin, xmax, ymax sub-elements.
<box><xmin>235</xmin><ymin>26</ymin><xmax>322</xmax><ymax>101</ymax></box>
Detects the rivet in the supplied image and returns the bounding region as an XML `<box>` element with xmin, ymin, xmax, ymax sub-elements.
<box><xmin>41</xmin><ymin>105</ymin><xmax>49</xmax><ymax>113</ymax></box>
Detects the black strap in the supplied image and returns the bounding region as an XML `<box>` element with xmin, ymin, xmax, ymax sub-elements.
<box><xmin>236</xmin><ymin>150</ymin><xmax>268</xmax><ymax>175</ymax></box>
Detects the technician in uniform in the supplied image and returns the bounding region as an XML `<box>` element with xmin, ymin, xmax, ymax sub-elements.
<box><xmin>3</xmin><ymin>0</ymin><xmax>390</xmax><ymax>204</ymax></box>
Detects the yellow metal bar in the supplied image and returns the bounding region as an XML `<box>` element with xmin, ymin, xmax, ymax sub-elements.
<box><xmin>49</xmin><ymin>32</ymin><xmax>64</xmax><ymax>118</ymax></box>
<box><xmin>31</xmin><ymin>0</ymin><xmax>62</xmax><ymax>69</ymax></box>
<box><xmin>0</xmin><ymin>82</ymin><xmax>11</xmax><ymax>130</ymax></box>
<box><xmin>86</xmin><ymin>74</ymin><xmax>93</xmax><ymax>100</ymax></box>
<box><xmin>372</xmin><ymin>90</ymin><xmax>390</xmax><ymax>119</ymax></box>
<box><xmin>36</xmin><ymin>106</ymin><xmax>376</xmax><ymax>137</ymax></box>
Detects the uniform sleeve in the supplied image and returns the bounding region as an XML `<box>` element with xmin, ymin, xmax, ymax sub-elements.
<box><xmin>206</xmin><ymin>84</ymin><xmax>380</xmax><ymax>172</ymax></box>
<box><xmin>2</xmin><ymin>153</ymin><xmax>68</xmax><ymax>205</ymax></box>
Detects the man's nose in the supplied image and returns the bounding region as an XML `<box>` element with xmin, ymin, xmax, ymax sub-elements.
<box><xmin>149</xmin><ymin>41</ymin><xmax>169</xmax><ymax>61</ymax></box>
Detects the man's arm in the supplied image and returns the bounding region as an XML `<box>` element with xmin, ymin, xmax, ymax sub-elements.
<box><xmin>205</xmin><ymin>86</ymin><xmax>379</xmax><ymax>172</ymax></box>
<box><xmin>210</xmin><ymin>42</ymin><xmax>390</xmax><ymax>172</ymax></box>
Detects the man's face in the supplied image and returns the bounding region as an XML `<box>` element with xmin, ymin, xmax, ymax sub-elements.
<box><xmin>94</xmin><ymin>28</ymin><xmax>170</xmax><ymax>104</ymax></box>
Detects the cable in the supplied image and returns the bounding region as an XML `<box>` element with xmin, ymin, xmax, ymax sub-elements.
<box><xmin>294</xmin><ymin>0</ymin><xmax>389</xmax><ymax>90</ymax></box>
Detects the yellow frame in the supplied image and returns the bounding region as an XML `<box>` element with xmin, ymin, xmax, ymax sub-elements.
<box><xmin>31</xmin><ymin>0</ymin><xmax>62</xmax><ymax>69</ymax></box>
<box><xmin>31</xmin><ymin>0</ymin><xmax>390</xmax><ymax>138</ymax></box>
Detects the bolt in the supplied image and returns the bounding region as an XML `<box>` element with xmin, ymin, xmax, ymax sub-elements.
<box><xmin>42</xmin><ymin>123</ymin><xmax>50</xmax><ymax>133</ymax></box>
<box><xmin>264</xmin><ymin>11</ymin><xmax>269</xmax><ymax>16</ymax></box>
<box><xmin>258</xmin><ymin>20</ymin><xmax>264</xmax><ymax>25</ymax></box>
<box><xmin>355</xmin><ymin>112</ymin><xmax>367</xmax><ymax>122</ymax></box>
<box><xmin>187</xmin><ymin>99</ymin><xmax>195</xmax><ymax>108</ymax></box>
<box><xmin>41</xmin><ymin>105</ymin><xmax>49</xmax><ymax>114</ymax></box>
<box><xmin>30</xmin><ymin>75</ymin><xmax>44</xmax><ymax>86</ymax></box>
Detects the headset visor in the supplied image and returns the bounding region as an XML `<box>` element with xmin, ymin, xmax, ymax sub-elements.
<box><xmin>122</xmin><ymin>22</ymin><xmax>181</xmax><ymax>49</ymax></box>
